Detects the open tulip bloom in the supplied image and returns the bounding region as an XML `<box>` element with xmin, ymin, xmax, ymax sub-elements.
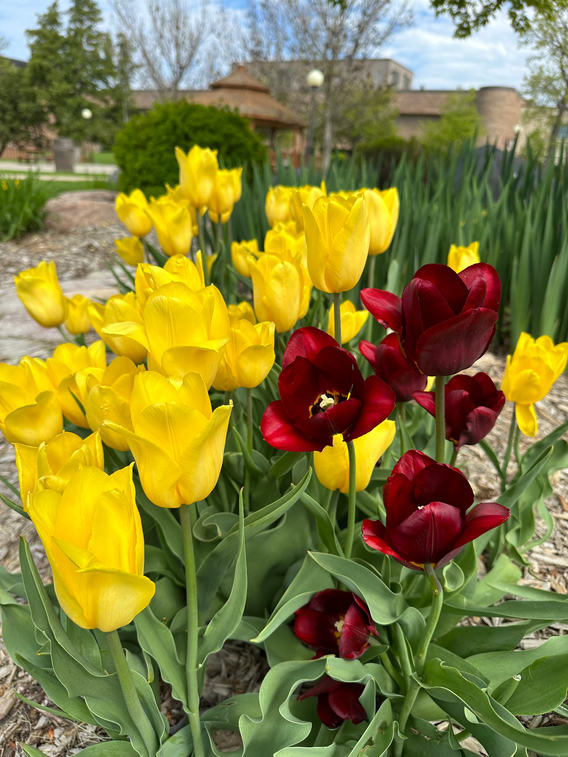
<box><xmin>362</xmin><ymin>450</ymin><xmax>509</xmax><ymax>569</ymax></box>
<box><xmin>261</xmin><ymin>327</ymin><xmax>395</xmax><ymax>452</ymax></box>
<box><xmin>361</xmin><ymin>263</ymin><xmax>501</xmax><ymax>376</ymax></box>
<box><xmin>360</xmin><ymin>332</ymin><xmax>427</xmax><ymax>403</ymax></box>
<box><xmin>298</xmin><ymin>676</ymin><xmax>366</xmax><ymax>728</ymax></box>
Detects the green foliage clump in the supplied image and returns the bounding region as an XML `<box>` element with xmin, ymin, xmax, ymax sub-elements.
<box><xmin>0</xmin><ymin>174</ymin><xmax>51</xmax><ymax>241</ymax></box>
<box><xmin>420</xmin><ymin>89</ymin><xmax>484</xmax><ymax>152</ymax></box>
<box><xmin>114</xmin><ymin>102</ymin><xmax>267</xmax><ymax>194</ymax></box>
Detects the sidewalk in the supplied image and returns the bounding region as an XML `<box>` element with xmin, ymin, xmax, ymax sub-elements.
<box><xmin>0</xmin><ymin>160</ymin><xmax>117</xmax><ymax>176</ymax></box>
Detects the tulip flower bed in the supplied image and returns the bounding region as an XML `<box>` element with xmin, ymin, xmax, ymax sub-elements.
<box><xmin>2</xmin><ymin>144</ymin><xmax>568</xmax><ymax>757</ymax></box>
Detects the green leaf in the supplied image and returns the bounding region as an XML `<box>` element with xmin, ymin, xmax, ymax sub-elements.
<box><xmin>471</xmin><ymin>554</ymin><xmax>522</xmax><ymax>607</ymax></box>
<box><xmin>521</xmin><ymin>419</ymin><xmax>568</xmax><ymax>472</ymax></box>
<box><xmin>300</xmin><ymin>491</ymin><xmax>343</xmax><ymax>556</ymax></box>
<box><xmin>497</xmin><ymin>446</ymin><xmax>552</xmax><ymax>509</ymax></box>
<box><xmin>0</xmin><ymin>490</ymin><xmax>29</xmax><ymax>519</ymax></box>
<box><xmin>436</xmin><ymin>619</ymin><xmax>547</xmax><ymax>658</ymax></box>
<box><xmin>270</xmin><ymin>451</ymin><xmax>303</xmax><ymax>478</ymax></box>
<box><xmin>67</xmin><ymin>742</ymin><xmax>139</xmax><ymax>755</ymax></box>
<box><xmin>0</xmin><ymin>473</ymin><xmax>22</xmax><ymax>498</ymax></box>
<box><xmin>232</xmin><ymin>426</ymin><xmax>266</xmax><ymax>478</ymax></box>
<box><xmin>506</xmin><ymin>653</ymin><xmax>568</xmax><ymax>715</ymax></box>
<box><xmin>479</xmin><ymin>439</ymin><xmax>502</xmax><ymax>477</ymax></box>
<box><xmin>135</xmin><ymin>478</ymin><xmax>184</xmax><ymax>569</ymax></box>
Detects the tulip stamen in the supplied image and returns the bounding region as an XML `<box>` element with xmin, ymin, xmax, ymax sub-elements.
<box><xmin>334</xmin><ymin>616</ymin><xmax>345</xmax><ymax>638</ymax></box>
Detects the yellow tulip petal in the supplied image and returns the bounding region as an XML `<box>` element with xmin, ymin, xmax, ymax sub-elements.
<box><xmin>516</xmin><ymin>403</ymin><xmax>538</xmax><ymax>438</ymax></box>
<box><xmin>160</xmin><ymin>345</ymin><xmax>225</xmax><ymax>387</ymax></box>
<box><xmin>314</xmin><ymin>434</ymin><xmax>349</xmax><ymax>492</ymax></box>
<box><xmin>4</xmin><ymin>391</ymin><xmax>63</xmax><ymax>446</ymax></box>
<box><xmin>86</xmin><ymin>386</ymin><xmax>133</xmax><ymax>451</ymax></box>
<box><xmin>14</xmin><ymin>443</ymin><xmax>39</xmax><ymax>506</ymax></box>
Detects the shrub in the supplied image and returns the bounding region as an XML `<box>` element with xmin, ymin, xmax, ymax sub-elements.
<box><xmin>0</xmin><ymin>174</ymin><xmax>51</xmax><ymax>241</ymax></box>
<box><xmin>114</xmin><ymin>102</ymin><xmax>267</xmax><ymax>194</ymax></box>
<box><xmin>356</xmin><ymin>135</ymin><xmax>422</xmax><ymax>185</ymax></box>
<box><xmin>420</xmin><ymin>89</ymin><xmax>484</xmax><ymax>152</ymax></box>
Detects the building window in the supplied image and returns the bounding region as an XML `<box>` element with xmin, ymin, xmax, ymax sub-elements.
<box><xmin>403</xmin><ymin>75</ymin><xmax>411</xmax><ymax>90</ymax></box>
<box><xmin>391</xmin><ymin>70</ymin><xmax>400</xmax><ymax>88</ymax></box>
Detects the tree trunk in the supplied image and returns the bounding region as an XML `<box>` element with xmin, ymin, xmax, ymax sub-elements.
<box><xmin>546</xmin><ymin>102</ymin><xmax>566</xmax><ymax>164</ymax></box>
<box><xmin>321</xmin><ymin>78</ymin><xmax>334</xmax><ymax>177</ymax></box>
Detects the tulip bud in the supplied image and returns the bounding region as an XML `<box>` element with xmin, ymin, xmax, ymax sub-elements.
<box><xmin>64</xmin><ymin>294</ymin><xmax>91</xmax><ymax>335</ymax></box>
<box><xmin>115</xmin><ymin>190</ymin><xmax>152</xmax><ymax>237</ymax></box>
<box><xmin>213</xmin><ymin>320</ymin><xmax>275</xmax><ymax>391</ymax></box>
<box><xmin>298</xmin><ymin>677</ymin><xmax>366</xmax><ymax>728</ymax></box>
<box><xmin>362</xmin><ymin>188</ymin><xmax>399</xmax><ymax>255</ymax></box>
<box><xmin>209</xmin><ymin>168</ymin><xmax>242</xmax><ymax>223</ymax></box>
<box><xmin>265</xmin><ymin>223</ymin><xmax>307</xmax><ymax>267</ymax></box>
<box><xmin>147</xmin><ymin>198</ymin><xmax>193</xmax><ymax>257</ymax></box>
<box><xmin>89</xmin><ymin>293</ymin><xmax>147</xmax><ymax>364</ymax></box>
<box><xmin>228</xmin><ymin>301</ymin><xmax>256</xmax><ymax>325</ymax></box>
<box><xmin>448</xmin><ymin>242</ymin><xmax>481</xmax><ymax>273</ymax></box>
<box><xmin>289</xmin><ymin>183</ymin><xmax>326</xmax><ymax>232</ymax></box>
<box><xmin>14</xmin><ymin>261</ymin><xmax>68</xmax><ymax>328</ymax></box>
<box><xmin>303</xmin><ymin>195</ymin><xmax>370</xmax><ymax>294</ymax></box>
<box><xmin>265</xmin><ymin>185</ymin><xmax>292</xmax><ymax>227</ymax></box>
<box><xmin>135</xmin><ymin>254</ymin><xmax>205</xmax><ymax>308</ymax></box>
<box><xmin>115</xmin><ymin>236</ymin><xmax>144</xmax><ymax>266</ymax></box>
<box><xmin>248</xmin><ymin>252</ymin><xmax>312</xmax><ymax>333</ymax></box>
<box><xmin>327</xmin><ymin>300</ymin><xmax>369</xmax><ymax>344</ymax></box>
<box><xmin>175</xmin><ymin>145</ymin><xmax>218</xmax><ymax>209</ymax></box>
<box><xmin>27</xmin><ymin>465</ymin><xmax>155</xmax><ymax>631</ymax></box>
<box><xmin>231</xmin><ymin>239</ymin><xmax>259</xmax><ymax>278</ymax></box>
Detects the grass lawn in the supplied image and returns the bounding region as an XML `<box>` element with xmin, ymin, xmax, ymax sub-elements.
<box><xmin>45</xmin><ymin>178</ymin><xmax>118</xmax><ymax>194</ymax></box>
<box><xmin>92</xmin><ymin>151</ymin><xmax>116</xmax><ymax>165</ymax></box>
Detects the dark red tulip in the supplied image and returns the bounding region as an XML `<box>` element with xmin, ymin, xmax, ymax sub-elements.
<box><xmin>413</xmin><ymin>372</ymin><xmax>505</xmax><ymax>450</ymax></box>
<box><xmin>362</xmin><ymin>450</ymin><xmax>509</xmax><ymax>569</ymax></box>
<box><xmin>360</xmin><ymin>333</ymin><xmax>427</xmax><ymax>403</ymax></box>
<box><xmin>298</xmin><ymin>676</ymin><xmax>366</xmax><ymax>728</ymax></box>
<box><xmin>294</xmin><ymin>589</ymin><xmax>377</xmax><ymax>660</ymax></box>
<box><xmin>361</xmin><ymin>263</ymin><xmax>501</xmax><ymax>377</ymax></box>
<box><xmin>261</xmin><ymin>327</ymin><xmax>395</xmax><ymax>452</ymax></box>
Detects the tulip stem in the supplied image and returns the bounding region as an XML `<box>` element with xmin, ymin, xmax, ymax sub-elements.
<box><xmin>397</xmin><ymin>403</ymin><xmax>406</xmax><ymax>455</ymax></box>
<box><xmin>333</xmin><ymin>292</ymin><xmax>342</xmax><ymax>345</ymax></box>
<box><xmin>394</xmin><ymin>563</ymin><xmax>443</xmax><ymax>757</ymax></box>
<box><xmin>197</xmin><ymin>214</ymin><xmax>210</xmax><ymax>286</ymax></box>
<box><xmin>500</xmin><ymin>411</ymin><xmax>517</xmax><ymax>491</ymax></box>
<box><xmin>393</xmin><ymin>622</ymin><xmax>413</xmax><ymax>690</ymax></box>
<box><xmin>244</xmin><ymin>388</ymin><xmax>253</xmax><ymax>516</ymax></box>
<box><xmin>106</xmin><ymin>629</ymin><xmax>159</xmax><ymax>757</ymax></box>
<box><xmin>434</xmin><ymin>376</ymin><xmax>446</xmax><ymax>464</ymax></box>
<box><xmin>344</xmin><ymin>440</ymin><xmax>357</xmax><ymax>559</ymax></box>
<box><xmin>180</xmin><ymin>504</ymin><xmax>205</xmax><ymax>757</ymax></box>
<box><xmin>449</xmin><ymin>447</ymin><xmax>459</xmax><ymax>467</ymax></box>
<box><xmin>365</xmin><ymin>256</ymin><xmax>377</xmax><ymax>342</ymax></box>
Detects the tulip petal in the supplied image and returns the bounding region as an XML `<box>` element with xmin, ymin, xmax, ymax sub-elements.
<box><xmin>328</xmin><ymin>683</ymin><xmax>366</xmax><ymax>724</ymax></box>
<box><xmin>261</xmin><ymin>401</ymin><xmax>320</xmax><ymax>452</ymax></box>
<box><xmin>307</xmin><ymin>589</ymin><xmax>354</xmax><ymax>615</ymax></box>
<box><xmin>15</xmin><ymin>443</ymin><xmax>39</xmax><ymax>507</ymax></box>
<box><xmin>279</xmin><ymin>357</ymin><xmax>321</xmax><ymax>422</ymax></box>
<box><xmin>338</xmin><ymin>602</ymin><xmax>372</xmax><ymax>659</ymax></box>
<box><xmin>348</xmin><ymin>376</ymin><xmax>395</xmax><ymax>441</ymax></box>
<box><xmin>391</xmin><ymin>449</ymin><xmax>434</xmax><ymax>480</ymax></box>
<box><xmin>390</xmin><ymin>502</ymin><xmax>464</xmax><ymax>565</ymax></box>
<box><xmin>402</xmin><ymin>278</ymin><xmax>456</xmax><ymax>363</ymax></box>
<box><xmin>412</xmin><ymin>390</ymin><xmax>436</xmax><ymax>416</ymax></box>
<box><xmin>295</xmin><ymin>397</ymin><xmax>362</xmax><ymax>444</ymax></box>
<box><xmin>360</xmin><ymin>289</ymin><xmax>402</xmax><ymax>333</ymax></box>
<box><xmin>4</xmin><ymin>392</ymin><xmax>63</xmax><ymax>446</ymax></box>
<box><xmin>282</xmin><ymin>326</ymin><xmax>337</xmax><ymax>369</ymax></box>
<box><xmin>516</xmin><ymin>403</ymin><xmax>538</xmax><ymax>437</ymax></box>
<box><xmin>317</xmin><ymin>694</ymin><xmax>344</xmax><ymax>728</ymax></box>
<box><xmin>294</xmin><ymin>608</ymin><xmax>340</xmax><ymax>654</ymax></box>
<box><xmin>361</xmin><ymin>519</ymin><xmax>405</xmax><ymax>561</ymax></box>
<box><xmin>459</xmin><ymin>406</ymin><xmax>500</xmax><ymax>448</ymax></box>
<box><xmin>314</xmin><ymin>434</ymin><xmax>349</xmax><ymax>492</ymax></box>
<box><xmin>459</xmin><ymin>263</ymin><xmax>501</xmax><ymax>313</ymax></box>
<box><xmin>414</xmin><ymin>464</ymin><xmax>474</xmax><ymax>514</ymax></box>
<box><xmin>161</xmin><ymin>345</ymin><xmax>225</xmax><ymax>388</ymax></box>
<box><xmin>448</xmin><ymin>502</ymin><xmax>510</xmax><ymax>555</ymax></box>
<box><xmin>86</xmin><ymin>385</ymin><xmax>132</xmax><ymax>452</ymax></box>
<box><xmin>383</xmin><ymin>473</ymin><xmax>417</xmax><ymax>530</ymax></box>
<box><xmin>413</xmin><ymin>264</ymin><xmax>468</xmax><ymax>315</ymax></box>
<box><xmin>314</xmin><ymin>346</ymin><xmax>364</xmax><ymax>400</ymax></box>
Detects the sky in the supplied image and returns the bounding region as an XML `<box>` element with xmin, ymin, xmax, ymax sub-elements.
<box><xmin>0</xmin><ymin>0</ymin><xmax>530</xmax><ymax>92</ymax></box>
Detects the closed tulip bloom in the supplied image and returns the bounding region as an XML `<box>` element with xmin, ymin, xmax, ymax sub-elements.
<box><xmin>86</xmin><ymin>357</ymin><xmax>145</xmax><ymax>451</ymax></box>
<box><xmin>327</xmin><ymin>300</ymin><xmax>369</xmax><ymax>344</ymax></box>
<box><xmin>147</xmin><ymin>198</ymin><xmax>193</xmax><ymax>257</ymax></box>
<box><xmin>448</xmin><ymin>242</ymin><xmax>481</xmax><ymax>273</ymax></box>
<box><xmin>262</xmin><ymin>327</ymin><xmax>395</xmax><ymax>452</ymax></box>
<box><xmin>64</xmin><ymin>294</ymin><xmax>91</xmax><ymax>335</ymax></box>
<box><xmin>165</xmin><ymin>184</ymin><xmax>199</xmax><ymax>234</ymax></box>
<box><xmin>115</xmin><ymin>190</ymin><xmax>152</xmax><ymax>237</ymax></box>
<box><xmin>362</xmin><ymin>450</ymin><xmax>509</xmax><ymax>570</ymax></box>
<box><xmin>209</xmin><ymin>168</ymin><xmax>242</xmax><ymax>223</ymax></box>
<box><xmin>303</xmin><ymin>194</ymin><xmax>370</xmax><ymax>294</ymax></box>
<box><xmin>265</xmin><ymin>185</ymin><xmax>292</xmax><ymax>227</ymax></box>
<box><xmin>360</xmin><ymin>333</ymin><xmax>427</xmax><ymax>403</ymax></box>
<box><xmin>213</xmin><ymin>320</ymin><xmax>275</xmax><ymax>391</ymax></box>
<box><xmin>89</xmin><ymin>293</ymin><xmax>147</xmax><ymax>364</ymax></box>
<box><xmin>298</xmin><ymin>677</ymin><xmax>366</xmax><ymax>728</ymax></box>
<box><xmin>265</xmin><ymin>223</ymin><xmax>307</xmax><ymax>268</ymax></box>
<box><xmin>362</xmin><ymin>263</ymin><xmax>501</xmax><ymax>377</ymax></box>
<box><xmin>501</xmin><ymin>332</ymin><xmax>568</xmax><ymax>437</ymax></box>
<box><xmin>248</xmin><ymin>251</ymin><xmax>312</xmax><ymax>333</ymax></box>
<box><xmin>135</xmin><ymin>254</ymin><xmax>205</xmax><ymax>308</ymax></box>
<box><xmin>231</xmin><ymin>239</ymin><xmax>260</xmax><ymax>278</ymax></box>
<box><xmin>106</xmin><ymin>371</ymin><xmax>232</xmax><ymax>508</ymax></box>
<box><xmin>47</xmin><ymin>342</ymin><xmax>107</xmax><ymax>428</ymax></box>
<box><xmin>289</xmin><ymin>183</ymin><xmax>326</xmax><ymax>232</ymax></box>
<box><xmin>15</xmin><ymin>430</ymin><xmax>104</xmax><ymax>505</ymax></box>
<box><xmin>228</xmin><ymin>301</ymin><xmax>256</xmax><ymax>325</ymax></box>
<box><xmin>363</xmin><ymin>187</ymin><xmax>400</xmax><ymax>255</ymax></box>
<box><xmin>175</xmin><ymin>145</ymin><xmax>218</xmax><ymax>209</ymax></box>
<box><xmin>414</xmin><ymin>373</ymin><xmax>505</xmax><ymax>449</ymax></box>
<box><xmin>314</xmin><ymin>421</ymin><xmax>395</xmax><ymax>493</ymax></box>
<box><xmin>115</xmin><ymin>236</ymin><xmax>144</xmax><ymax>266</ymax></box>
<box><xmin>15</xmin><ymin>261</ymin><xmax>68</xmax><ymax>328</ymax></box>
<box><xmin>27</xmin><ymin>465</ymin><xmax>155</xmax><ymax>631</ymax></box>
<box><xmin>294</xmin><ymin>590</ymin><xmax>377</xmax><ymax>660</ymax></box>
<box><xmin>0</xmin><ymin>358</ymin><xmax>63</xmax><ymax>446</ymax></box>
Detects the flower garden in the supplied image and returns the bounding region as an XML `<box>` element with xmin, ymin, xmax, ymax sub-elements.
<box><xmin>1</xmin><ymin>144</ymin><xmax>568</xmax><ymax>757</ymax></box>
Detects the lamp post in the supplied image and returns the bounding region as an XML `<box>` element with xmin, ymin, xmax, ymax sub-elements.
<box><xmin>81</xmin><ymin>108</ymin><xmax>92</xmax><ymax>163</ymax></box>
<box><xmin>305</xmin><ymin>69</ymin><xmax>324</xmax><ymax>166</ymax></box>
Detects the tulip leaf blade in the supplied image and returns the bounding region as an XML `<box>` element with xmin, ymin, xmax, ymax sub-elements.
<box><xmin>0</xmin><ymin>473</ymin><xmax>21</xmax><ymax>499</ymax></box>
<box><xmin>269</xmin><ymin>451</ymin><xmax>303</xmax><ymax>479</ymax></box>
<box><xmin>231</xmin><ymin>426</ymin><xmax>265</xmax><ymax>479</ymax></box>
<box><xmin>299</xmin><ymin>491</ymin><xmax>344</xmax><ymax>557</ymax></box>
<box><xmin>0</xmin><ymin>490</ymin><xmax>30</xmax><ymax>519</ymax></box>
<box><xmin>435</xmin><ymin>619</ymin><xmax>548</xmax><ymax>659</ymax></box>
<box><xmin>497</xmin><ymin>446</ymin><xmax>552</xmax><ymax>510</ymax></box>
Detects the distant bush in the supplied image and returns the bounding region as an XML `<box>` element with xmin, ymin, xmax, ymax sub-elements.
<box><xmin>357</xmin><ymin>135</ymin><xmax>422</xmax><ymax>184</ymax></box>
<box><xmin>420</xmin><ymin>89</ymin><xmax>484</xmax><ymax>152</ymax></box>
<box><xmin>114</xmin><ymin>102</ymin><xmax>267</xmax><ymax>194</ymax></box>
<box><xmin>0</xmin><ymin>174</ymin><xmax>51</xmax><ymax>241</ymax></box>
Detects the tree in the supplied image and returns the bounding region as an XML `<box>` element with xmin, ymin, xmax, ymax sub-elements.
<box><xmin>420</xmin><ymin>89</ymin><xmax>484</xmax><ymax>152</ymax></box>
<box><xmin>333</xmin><ymin>78</ymin><xmax>397</xmax><ymax>150</ymax></box>
<box><xmin>520</xmin><ymin>5</ymin><xmax>568</xmax><ymax>162</ymax></box>
<box><xmin>427</xmin><ymin>0</ymin><xmax>556</xmax><ymax>38</ymax></box>
<box><xmin>245</xmin><ymin>0</ymin><xmax>412</xmax><ymax>173</ymax></box>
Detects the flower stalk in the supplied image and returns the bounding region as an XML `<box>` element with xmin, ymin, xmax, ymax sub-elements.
<box><xmin>244</xmin><ymin>388</ymin><xmax>253</xmax><ymax>515</ymax></box>
<box><xmin>344</xmin><ymin>440</ymin><xmax>357</xmax><ymax>559</ymax></box>
<box><xmin>500</xmin><ymin>411</ymin><xmax>517</xmax><ymax>491</ymax></box>
<box><xmin>435</xmin><ymin>376</ymin><xmax>446</xmax><ymax>463</ymax></box>
<box><xmin>333</xmin><ymin>292</ymin><xmax>342</xmax><ymax>345</ymax></box>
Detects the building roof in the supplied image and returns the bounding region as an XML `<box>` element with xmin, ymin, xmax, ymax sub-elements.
<box><xmin>393</xmin><ymin>90</ymin><xmax>455</xmax><ymax>116</ymax></box>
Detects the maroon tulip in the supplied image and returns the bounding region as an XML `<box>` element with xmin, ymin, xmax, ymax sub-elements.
<box><xmin>361</xmin><ymin>263</ymin><xmax>501</xmax><ymax>377</ymax></box>
<box><xmin>261</xmin><ymin>327</ymin><xmax>395</xmax><ymax>452</ymax></box>
<box><xmin>362</xmin><ymin>450</ymin><xmax>509</xmax><ymax>570</ymax></box>
<box><xmin>298</xmin><ymin>676</ymin><xmax>366</xmax><ymax>728</ymax></box>
<box><xmin>294</xmin><ymin>589</ymin><xmax>377</xmax><ymax>660</ymax></box>
<box><xmin>413</xmin><ymin>372</ymin><xmax>505</xmax><ymax>450</ymax></box>
<box><xmin>360</xmin><ymin>333</ymin><xmax>427</xmax><ymax>403</ymax></box>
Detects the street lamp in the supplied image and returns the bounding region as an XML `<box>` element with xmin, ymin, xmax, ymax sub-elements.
<box><xmin>82</xmin><ymin>108</ymin><xmax>93</xmax><ymax>163</ymax></box>
<box><xmin>305</xmin><ymin>69</ymin><xmax>324</xmax><ymax>165</ymax></box>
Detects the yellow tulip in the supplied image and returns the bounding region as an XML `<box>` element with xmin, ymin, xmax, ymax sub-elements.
<box><xmin>115</xmin><ymin>237</ymin><xmax>144</xmax><ymax>266</ymax></box>
<box><xmin>265</xmin><ymin>223</ymin><xmax>307</xmax><ymax>267</ymax></box>
<box><xmin>314</xmin><ymin>420</ymin><xmax>396</xmax><ymax>493</ymax></box>
<box><xmin>289</xmin><ymin>183</ymin><xmax>326</xmax><ymax>232</ymax></box>
<box><xmin>0</xmin><ymin>357</ymin><xmax>62</xmax><ymax>446</ymax></box>
<box><xmin>362</xmin><ymin>188</ymin><xmax>400</xmax><ymax>256</ymax></box>
<box><xmin>175</xmin><ymin>145</ymin><xmax>218</xmax><ymax>209</ymax></box>
<box><xmin>115</xmin><ymin>190</ymin><xmax>152</xmax><ymax>238</ymax></box>
<box><xmin>105</xmin><ymin>372</ymin><xmax>232</xmax><ymax>508</ymax></box>
<box><xmin>27</xmin><ymin>465</ymin><xmax>154</xmax><ymax>631</ymax></box>
<box><xmin>303</xmin><ymin>194</ymin><xmax>370</xmax><ymax>294</ymax></box>
<box><xmin>146</xmin><ymin>197</ymin><xmax>193</xmax><ymax>257</ymax></box>
<box><xmin>213</xmin><ymin>320</ymin><xmax>275</xmax><ymax>391</ymax></box>
<box><xmin>447</xmin><ymin>241</ymin><xmax>481</xmax><ymax>273</ymax></box>
<box><xmin>328</xmin><ymin>300</ymin><xmax>369</xmax><ymax>344</ymax></box>
<box><xmin>135</xmin><ymin>254</ymin><xmax>205</xmax><ymax>308</ymax></box>
<box><xmin>15</xmin><ymin>430</ymin><xmax>104</xmax><ymax>505</ymax></box>
<box><xmin>89</xmin><ymin>293</ymin><xmax>147</xmax><ymax>364</ymax></box>
<box><xmin>47</xmin><ymin>342</ymin><xmax>107</xmax><ymax>428</ymax></box>
<box><xmin>231</xmin><ymin>239</ymin><xmax>260</xmax><ymax>278</ymax></box>
<box><xmin>86</xmin><ymin>357</ymin><xmax>145</xmax><ymax>451</ymax></box>
<box><xmin>265</xmin><ymin>186</ymin><xmax>292</xmax><ymax>227</ymax></box>
<box><xmin>501</xmin><ymin>332</ymin><xmax>568</xmax><ymax>437</ymax></box>
<box><xmin>14</xmin><ymin>261</ymin><xmax>68</xmax><ymax>328</ymax></box>
<box><xmin>165</xmin><ymin>184</ymin><xmax>199</xmax><ymax>232</ymax></box>
<box><xmin>103</xmin><ymin>283</ymin><xmax>230</xmax><ymax>388</ymax></box>
<box><xmin>228</xmin><ymin>301</ymin><xmax>256</xmax><ymax>325</ymax></box>
<box><xmin>248</xmin><ymin>251</ymin><xmax>312</xmax><ymax>333</ymax></box>
<box><xmin>64</xmin><ymin>294</ymin><xmax>91</xmax><ymax>335</ymax></box>
<box><xmin>209</xmin><ymin>168</ymin><xmax>242</xmax><ymax>224</ymax></box>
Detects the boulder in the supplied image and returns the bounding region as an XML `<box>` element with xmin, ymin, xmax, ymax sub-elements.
<box><xmin>45</xmin><ymin>190</ymin><xmax>119</xmax><ymax>232</ymax></box>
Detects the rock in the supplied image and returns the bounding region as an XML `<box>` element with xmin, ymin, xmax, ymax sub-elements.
<box><xmin>45</xmin><ymin>190</ymin><xmax>119</xmax><ymax>232</ymax></box>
